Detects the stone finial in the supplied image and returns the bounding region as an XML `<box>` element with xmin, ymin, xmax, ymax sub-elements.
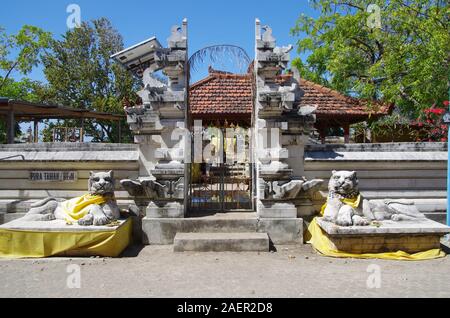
<box><xmin>262</xmin><ymin>25</ymin><xmax>275</xmax><ymax>43</ymax></box>
<box><xmin>168</xmin><ymin>19</ymin><xmax>187</xmax><ymax>49</ymax></box>
<box><xmin>255</xmin><ymin>22</ymin><xmax>276</xmax><ymax>49</ymax></box>
<box><xmin>170</xmin><ymin>26</ymin><xmax>182</xmax><ymax>41</ymax></box>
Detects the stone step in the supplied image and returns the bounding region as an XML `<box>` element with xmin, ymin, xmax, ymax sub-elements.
<box><xmin>180</xmin><ymin>213</ymin><xmax>259</xmax><ymax>233</ymax></box>
<box><xmin>173</xmin><ymin>232</ymin><xmax>270</xmax><ymax>252</ymax></box>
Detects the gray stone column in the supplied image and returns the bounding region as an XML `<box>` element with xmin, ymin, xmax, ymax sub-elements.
<box><xmin>254</xmin><ymin>19</ymin><xmax>320</xmax><ymax>219</ymax></box>
<box><xmin>120</xmin><ymin>20</ymin><xmax>189</xmax><ymax>222</ymax></box>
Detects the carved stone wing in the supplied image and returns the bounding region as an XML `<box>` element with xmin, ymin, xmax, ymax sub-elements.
<box><xmin>120</xmin><ymin>179</ymin><xmax>144</xmax><ymax>197</ymax></box>
<box><xmin>302</xmin><ymin>179</ymin><xmax>323</xmax><ymax>192</ymax></box>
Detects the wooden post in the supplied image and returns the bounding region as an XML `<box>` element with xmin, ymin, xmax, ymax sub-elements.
<box><xmin>118</xmin><ymin>120</ymin><xmax>122</xmax><ymax>143</ymax></box>
<box><xmin>34</xmin><ymin>119</ymin><xmax>39</xmax><ymax>143</ymax></box>
<box><xmin>6</xmin><ymin>109</ymin><xmax>15</xmax><ymax>144</ymax></box>
<box><xmin>343</xmin><ymin>122</ymin><xmax>350</xmax><ymax>144</ymax></box>
<box><xmin>81</xmin><ymin>117</ymin><xmax>85</xmax><ymax>142</ymax></box>
<box><xmin>319</xmin><ymin>127</ymin><xmax>327</xmax><ymax>144</ymax></box>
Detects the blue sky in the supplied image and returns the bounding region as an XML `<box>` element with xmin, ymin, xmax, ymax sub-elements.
<box><xmin>2</xmin><ymin>0</ymin><xmax>318</xmax><ymax>83</ymax></box>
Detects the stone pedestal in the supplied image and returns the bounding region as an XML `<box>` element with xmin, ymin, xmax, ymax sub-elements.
<box><xmin>316</xmin><ymin>217</ymin><xmax>450</xmax><ymax>254</ymax></box>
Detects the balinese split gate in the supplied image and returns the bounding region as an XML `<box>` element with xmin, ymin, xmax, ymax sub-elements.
<box><xmin>113</xmin><ymin>18</ymin><xmax>321</xmax><ymax>246</ymax></box>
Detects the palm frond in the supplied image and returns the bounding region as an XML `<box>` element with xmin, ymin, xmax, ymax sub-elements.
<box><xmin>188</xmin><ymin>44</ymin><xmax>251</xmax><ymax>76</ymax></box>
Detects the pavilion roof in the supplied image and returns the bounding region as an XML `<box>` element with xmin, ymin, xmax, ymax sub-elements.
<box><xmin>0</xmin><ymin>98</ymin><xmax>124</xmax><ymax>121</ymax></box>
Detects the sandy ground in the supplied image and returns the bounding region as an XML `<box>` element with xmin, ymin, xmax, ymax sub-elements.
<box><xmin>1</xmin><ymin>243</ymin><xmax>450</xmax><ymax>298</ymax></box>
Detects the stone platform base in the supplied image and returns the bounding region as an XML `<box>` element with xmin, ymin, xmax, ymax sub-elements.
<box><xmin>316</xmin><ymin>217</ymin><xmax>450</xmax><ymax>254</ymax></box>
<box><xmin>0</xmin><ymin>218</ymin><xmax>132</xmax><ymax>258</ymax></box>
<box><xmin>142</xmin><ymin>212</ymin><xmax>303</xmax><ymax>245</ymax></box>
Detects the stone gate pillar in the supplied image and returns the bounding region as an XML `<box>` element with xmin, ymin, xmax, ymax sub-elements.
<box><xmin>254</xmin><ymin>19</ymin><xmax>318</xmax><ymax>221</ymax></box>
<box><xmin>119</xmin><ymin>20</ymin><xmax>189</xmax><ymax>243</ymax></box>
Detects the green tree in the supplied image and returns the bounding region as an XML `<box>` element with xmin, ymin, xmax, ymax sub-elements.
<box><xmin>40</xmin><ymin>18</ymin><xmax>138</xmax><ymax>142</ymax></box>
<box><xmin>0</xmin><ymin>25</ymin><xmax>50</xmax><ymax>143</ymax></box>
<box><xmin>291</xmin><ymin>0</ymin><xmax>449</xmax><ymax>117</ymax></box>
<box><xmin>0</xmin><ymin>77</ymin><xmax>40</xmax><ymax>102</ymax></box>
<box><xmin>0</xmin><ymin>25</ymin><xmax>51</xmax><ymax>90</ymax></box>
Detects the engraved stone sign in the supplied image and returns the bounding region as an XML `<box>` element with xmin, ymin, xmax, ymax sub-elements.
<box><xmin>30</xmin><ymin>171</ymin><xmax>77</xmax><ymax>182</ymax></box>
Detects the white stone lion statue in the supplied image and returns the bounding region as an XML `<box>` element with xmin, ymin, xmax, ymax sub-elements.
<box><xmin>21</xmin><ymin>171</ymin><xmax>120</xmax><ymax>226</ymax></box>
<box><xmin>323</xmin><ymin>170</ymin><xmax>427</xmax><ymax>226</ymax></box>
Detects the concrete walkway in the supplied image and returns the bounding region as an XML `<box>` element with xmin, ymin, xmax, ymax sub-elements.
<box><xmin>1</xmin><ymin>244</ymin><xmax>450</xmax><ymax>298</ymax></box>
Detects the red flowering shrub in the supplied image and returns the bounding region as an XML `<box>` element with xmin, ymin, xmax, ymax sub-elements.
<box><xmin>414</xmin><ymin>101</ymin><xmax>449</xmax><ymax>142</ymax></box>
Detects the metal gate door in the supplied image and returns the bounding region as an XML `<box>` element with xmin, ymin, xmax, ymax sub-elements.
<box><xmin>189</xmin><ymin>162</ymin><xmax>253</xmax><ymax>213</ymax></box>
<box><xmin>188</xmin><ymin>126</ymin><xmax>254</xmax><ymax>214</ymax></box>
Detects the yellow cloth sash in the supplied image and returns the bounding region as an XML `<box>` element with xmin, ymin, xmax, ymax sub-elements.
<box><xmin>61</xmin><ymin>194</ymin><xmax>107</xmax><ymax>222</ymax></box>
<box><xmin>308</xmin><ymin>195</ymin><xmax>445</xmax><ymax>260</ymax></box>
<box><xmin>320</xmin><ymin>195</ymin><xmax>361</xmax><ymax>215</ymax></box>
<box><xmin>0</xmin><ymin>219</ymin><xmax>132</xmax><ymax>258</ymax></box>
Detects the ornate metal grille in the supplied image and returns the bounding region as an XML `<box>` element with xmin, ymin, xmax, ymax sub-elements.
<box><xmin>188</xmin><ymin>126</ymin><xmax>254</xmax><ymax>214</ymax></box>
<box><xmin>189</xmin><ymin>162</ymin><xmax>253</xmax><ymax>213</ymax></box>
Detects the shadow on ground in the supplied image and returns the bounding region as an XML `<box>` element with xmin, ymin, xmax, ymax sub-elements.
<box><xmin>120</xmin><ymin>244</ymin><xmax>146</xmax><ymax>257</ymax></box>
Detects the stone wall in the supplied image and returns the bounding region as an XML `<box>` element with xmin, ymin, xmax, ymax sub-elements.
<box><xmin>304</xmin><ymin>142</ymin><xmax>447</xmax><ymax>223</ymax></box>
<box><xmin>0</xmin><ymin>143</ymin><xmax>139</xmax><ymax>223</ymax></box>
<box><xmin>0</xmin><ymin>141</ymin><xmax>447</xmax><ymax>224</ymax></box>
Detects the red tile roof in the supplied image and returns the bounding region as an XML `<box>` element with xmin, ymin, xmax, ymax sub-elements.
<box><xmin>189</xmin><ymin>69</ymin><xmax>253</xmax><ymax>116</ymax></box>
<box><xmin>189</xmin><ymin>69</ymin><xmax>393</xmax><ymax>119</ymax></box>
<box><xmin>298</xmin><ymin>78</ymin><xmax>392</xmax><ymax>118</ymax></box>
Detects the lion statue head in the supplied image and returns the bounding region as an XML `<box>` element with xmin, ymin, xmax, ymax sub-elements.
<box><xmin>328</xmin><ymin>170</ymin><xmax>359</xmax><ymax>198</ymax></box>
<box><xmin>88</xmin><ymin>171</ymin><xmax>115</xmax><ymax>196</ymax></box>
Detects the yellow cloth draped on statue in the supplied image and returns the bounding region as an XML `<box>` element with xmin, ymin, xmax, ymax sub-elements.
<box><xmin>306</xmin><ymin>195</ymin><xmax>445</xmax><ymax>261</ymax></box>
<box><xmin>0</xmin><ymin>194</ymin><xmax>131</xmax><ymax>259</ymax></box>
<box><xmin>61</xmin><ymin>193</ymin><xmax>107</xmax><ymax>222</ymax></box>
